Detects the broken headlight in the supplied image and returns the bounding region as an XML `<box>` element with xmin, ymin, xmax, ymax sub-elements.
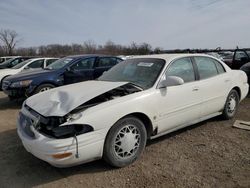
<box><xmin>51</xmin><ymin>124</ymin><xmax>93</xmax><ymax>139</ymax></box>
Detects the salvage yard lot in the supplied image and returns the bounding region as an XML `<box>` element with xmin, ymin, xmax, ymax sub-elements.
<box><xmin>0</xmin><ymin>92</ymin><xmax>249</xmax><ymax>188</ymax></box>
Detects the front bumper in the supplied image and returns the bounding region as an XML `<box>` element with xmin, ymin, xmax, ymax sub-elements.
<box><xmin>17</xmin><ymin>111</ymin><xmax>106</xmax><ymax>167</ymax></box>
<box><xmin>3</xmin><ymin>87</ymin><xmax>27</xmax><ymax>97</ymax></box>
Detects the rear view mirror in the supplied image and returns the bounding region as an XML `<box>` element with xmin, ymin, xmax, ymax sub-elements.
<box><xmin>158</xmin><ymin>76</ymin><xmax>184</xmax><ymax>89</ymax></box>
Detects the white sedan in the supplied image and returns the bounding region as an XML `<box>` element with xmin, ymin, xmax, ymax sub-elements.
<box><xmin>17</xmin><ymin>54</ymin><xmax>249</xmax><ymax>167</ymax></box>
<box><xmin>0</xmin><ymin>58</ymin><xmax>58</xmax><ymax>88</ymax></box>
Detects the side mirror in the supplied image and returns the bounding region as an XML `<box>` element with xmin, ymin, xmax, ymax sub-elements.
<box><xmin>158</xmin><ymin>76</ymin><xmax>184</xmax><ymax>89</ymax></box>
<box><xmin>24</xmin><ymin>66</ymin><xmax>29</xmax><ymax>70</ymax></box>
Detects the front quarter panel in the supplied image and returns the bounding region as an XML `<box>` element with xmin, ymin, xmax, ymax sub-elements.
<box><xmin>68</xmin><ymin>89</ymin><xmax>158</xmax><ymax>136</ymax></box>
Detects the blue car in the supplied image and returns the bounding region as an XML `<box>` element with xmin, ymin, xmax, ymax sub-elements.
<box><xmin>2</xmin><ymin>55</ymin><xmax>123</xmax><ymax>98</ymax></box>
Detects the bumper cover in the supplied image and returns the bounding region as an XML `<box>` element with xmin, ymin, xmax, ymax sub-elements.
<box><xmin>17</xmin><ymin>115</ymin><xmax>106</xmax><ymax>167</ymax></box>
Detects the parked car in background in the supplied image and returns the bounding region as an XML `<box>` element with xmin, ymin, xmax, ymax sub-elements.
<box><xmin>0</xmin><ymin>58</ymin><xmax>58</xmax><ymax>90</ymax></box>
<box><xmin>0</xmin><ymin>56</ymin><xmax>36</xmax><ymax>69</ymax></box>
<box><xmin>240</xmin><ymin>62</ymin><xmax>250</xmax><ymax>85</ymax></box>
<box><xmin>2</xmin><ymin>55</ymin><xmax>123</xmax><ymax>98</ymax></box>
<box><xmin>223</xmin><ymin>49</ymin><xmax>250</xmax><ymax>69</ymax></box>
<box><xmin>0</xmin><ymin>56</ymin><xmax>20</xmax><ymax>64</ymax></box>
<box><xmin>16</xmin><ymin>54</ymin><xmax>248</xmax><ymax>168</ymax></box>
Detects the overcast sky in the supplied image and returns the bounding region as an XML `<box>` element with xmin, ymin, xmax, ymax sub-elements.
<box><xmin>0</xmin><ymin>0</ymin><xmax>249</xmax><ymax>49</ymax></box>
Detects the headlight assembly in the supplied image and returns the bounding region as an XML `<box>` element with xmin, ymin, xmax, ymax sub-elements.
<box><xmin>10</xmin><ymin>80</ymin><xmax>32</xmax><ymax>88</ymax></box>
<box><xmin>51</xmin><ymin>124</ymin><xmax>93</xmax><ymax>139</ymax></box>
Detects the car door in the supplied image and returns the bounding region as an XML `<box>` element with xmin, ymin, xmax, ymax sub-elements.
<box><xmin>155</xmin><ymin>57</ymin><xmax>203</xmax><ymax>134</ymax></box>
<box><xmin>193</xmin><ymin>56</ymin><xmax>231</xmax><ymax>117</ymax></box>
<box><xmin>233</xmin><ymin>50</ymin><xmax>250</xmax><ymax>69</ymax></box>
<box><xmin>64</xmin><ymin>57</ymin><xmax>96</xmax><ymax>84</ymax></box>
<box><xmin>94</xmin><ymin>57</ymin><xmax>119</xmax><ymax>78</ymax></box>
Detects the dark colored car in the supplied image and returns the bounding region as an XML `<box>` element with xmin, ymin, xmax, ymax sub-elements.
<box><xmin>0</xmin><ymin>56</ymin><xmax>36</xmax><ymax>69</ymax></box>
<box><xmin>2</xmin><ymin>55</ymin><xmax>123</xmax><ymax>98</ymax></box>
<box><xmin>240</xmin><ymin>62</ymin><xmax>250</xmax><ymax>84</ymax></box>
<box><xmin>224</xmin><ymin>49</ymin><xmax>250</xmax><ymax>69</ymax></box>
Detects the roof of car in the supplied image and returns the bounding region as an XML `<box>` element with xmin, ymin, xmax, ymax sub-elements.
<box><xmin>27</xmin><ymin>57</ymin><xmax>58</xmax><ymax>61</ymax></box>
<box><xmin>133</xmin><ymin>53</ymin><xmax>215</xmax><ymax>61</ymax></box>
<box><xmin>66</xmin><ymin>54</ymin><xmax>118</xmax><ymax>59</ymax></box>
<box><xmin>0</xmin><ymin>56</ymin><xmax>20</xmax><ymax>58</ymax></box>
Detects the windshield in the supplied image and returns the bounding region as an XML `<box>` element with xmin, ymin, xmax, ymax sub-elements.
<box><xmin>46</xmin><ymin>57</ymin><xmax>73</xmax><ymax>70</ymax></box>
<box><xmin>12</xmin><ymin>59</ymin><xmax>33</xmax><ymax>69</ymax></box>
<box><xmin>98</xmin><ymin>58</ymin><xmax>165</xmax><ymax>89</ymax></box>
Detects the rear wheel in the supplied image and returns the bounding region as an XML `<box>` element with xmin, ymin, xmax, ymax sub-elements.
<box><xmin>35</xmin><ymin>84</ymin><xmax>55</xmax><ymax>94</ymax></box>
<box><xmin>222</xmin><ymin>89</ymin><xmax>239</xmax><ymax>119</ymax></box>
<box><xmin>103</xmin><ymin>116</ymin><xmax>147</xmax><ymax>167</ymax></box>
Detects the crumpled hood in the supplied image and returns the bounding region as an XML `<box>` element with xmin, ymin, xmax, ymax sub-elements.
<box><xmin>26</xmin><ymin>80</ymin><xmax>128</xmax><ymax>117</ymax></box>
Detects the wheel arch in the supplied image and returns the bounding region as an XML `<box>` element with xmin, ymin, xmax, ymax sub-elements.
<box><xmin>0</xmin><ymin>75</ymin><xmax>11</xmax><ymax>84</ymax></box>
<box><xmin>231</xmin><ymin>86</ymin><xmax>241</xmax><ymax>100</ymax></box>
<box><xmin>118</xmin><ymin>112</ymin><xmax>154</xmax><ymax>139</ymax></box>
<box><xmin>0</xmin><ymin>75</ymin><xmax>11</xmax><ymax>90</ymax></box>
<box><xmin>31</xmin><ymin>82</ymin><xmax>58</xmax><ymax>95</ymax></box>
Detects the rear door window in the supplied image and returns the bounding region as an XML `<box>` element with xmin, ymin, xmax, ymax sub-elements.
<box><xmin>46</xmin><ymin>59</ymin><xmax>58</xmax><ymax>66</ymax></box>
<box><xmin>27</xmin><ymin>60</ymin><xmax>44</xmax><ymax>68</ymax></box>
<box><xmin>194</xmin><ymin>57</ymin><xmax>218</xmax><ymax>79</ymax></box>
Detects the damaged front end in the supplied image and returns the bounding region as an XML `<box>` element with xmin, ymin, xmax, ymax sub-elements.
<box><xmin>21</xmin><ymin>104</ymin><xmax>93</xmax><ymax>139</ymax></box>
<box><xmin>20</xmin><ymin>83</ymin><xmax>142</xmax><ymax>140</ymax></box>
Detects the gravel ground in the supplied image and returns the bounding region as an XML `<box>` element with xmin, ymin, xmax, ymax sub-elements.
<box><xmin>0</xmin><ymin>92</ymin><xmax>249</xmax><ymax>188</ymax></box>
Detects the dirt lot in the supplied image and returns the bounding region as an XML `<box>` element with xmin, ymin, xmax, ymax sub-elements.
<box><xmin>0</xmin><ymin>92</ymin><xmax>249</xmax><ymax>188</ymax></box>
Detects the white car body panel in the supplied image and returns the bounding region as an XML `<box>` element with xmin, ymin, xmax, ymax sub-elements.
<box><xmin>0</xmin><ymin>58</ymin><xmax>56</xmax><ymax>84</ymax></box>
<box><xmin>17</xmin><ymin>53</ymin><xmax>249</xmax><ymax>167</ymax></box>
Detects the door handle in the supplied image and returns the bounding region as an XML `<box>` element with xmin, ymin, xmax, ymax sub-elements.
<box><xmin>192</xmin><ymin>86</ymin><xmax>199</xmax><ymax>91</ymax></box>
<box><xmin>224</xmin><ymin>79</ymin><xmax>230</xmax><ymax>83</ymax></box>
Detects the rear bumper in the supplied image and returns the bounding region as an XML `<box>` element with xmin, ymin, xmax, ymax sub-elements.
<box><xmin>241</xmin><ymin>83</ymin><xmax>249</xmax><ymax>101</ymax></box>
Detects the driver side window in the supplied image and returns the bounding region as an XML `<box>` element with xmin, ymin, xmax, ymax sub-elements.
<box><xmin>166</xmin><ymin>57</ymin><xmax>195</xmax><ymax>83</ymax></box>
<box><xmin>71</xmin><ymin>58</ymin><xmax>95</xmax><ymax>70</ymax></box>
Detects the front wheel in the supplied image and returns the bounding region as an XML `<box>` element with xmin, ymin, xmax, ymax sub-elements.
<box><xmin>34</xmin><ymin>84</ymin><xmax>55</xmax><ymax>94</ymax></box>
<box><xmin>103</xmin><ymin>116</ymin><xmax>147</xmax><ymax>168</ymax></box>
<box><xmin>222</xmin><ymin>89</ymin><xmax>240</xmax><ymax>119</ymax></box>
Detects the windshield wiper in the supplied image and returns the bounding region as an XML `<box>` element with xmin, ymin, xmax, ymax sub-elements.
<box><xmin>128</xmin><ymin>82</ymin><xmax>143</xmax><ymax>90</ymax></box>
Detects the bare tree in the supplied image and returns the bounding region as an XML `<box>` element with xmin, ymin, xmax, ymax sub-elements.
<box><xmin>0</xmin><ymin>29</ymin><xmax>20</xmax><ymax>55</ymax></box>
<box><xmin>83</xmin><ymin>40</ymin><xmax>97</xmax><ymax>53</ymax></box>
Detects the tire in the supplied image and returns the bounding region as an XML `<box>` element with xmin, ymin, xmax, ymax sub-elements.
<box><xmin>103</xmin><ymin>116</ymin><xmax>147</xmax><ymax>168</ymax></box>
<box><xmin>222</xmin><ymin>89</ymin><xmax>240</xmax><ymax>120</ymax></box>
<box><xmin>34</xmin><ymin>84</ymin><xmax>55</xmax><ymax>94</ymax></box>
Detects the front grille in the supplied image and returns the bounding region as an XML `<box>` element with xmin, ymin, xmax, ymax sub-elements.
<box><xmin>2</xmin><ymin>80</ymin><xmax>10</xmax><ymax>90</ymax></box>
